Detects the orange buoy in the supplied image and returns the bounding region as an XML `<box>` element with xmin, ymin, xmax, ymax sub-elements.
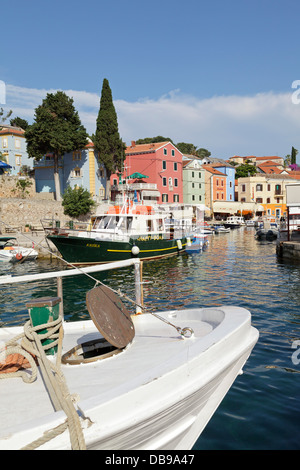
<box><xmin>15</xmin><ymin>253</ymin><xmax>23</xmax><ymax>260</ymax></box>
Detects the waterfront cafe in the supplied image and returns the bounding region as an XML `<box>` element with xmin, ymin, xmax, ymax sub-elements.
<box><xmin>212</xmin><ymin>201</ymin><xmax>264</xmax><ymax>220</ymax></box>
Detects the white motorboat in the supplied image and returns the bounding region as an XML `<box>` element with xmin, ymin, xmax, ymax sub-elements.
<box><xmin>0</xmin><ymin>259</ymin><xmax>258</xmax><ymax>450</ymax></box>
<box><xmin>213</xmin><ymin>225</ymin><xmax>230</xmax><ymax>234</ymax></box>
<box><xmin>0</xmin><ymin>236</ymin><xmax>38</xmax><ymax>263</ymax></box>
<box><xmin>223</xmin><ymin>216</ymin><xmax>245</xmax><ymax>229</ymax></box>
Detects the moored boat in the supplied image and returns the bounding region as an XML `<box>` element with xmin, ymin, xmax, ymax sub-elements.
<box><xmin>255</xmin><ymin>221</ymin><xmax>279</xmax><ymax>241</ymax></box>
<box><xmin>0</xmin><ymin>259</ymin><xmax>259</xmax><ymax>450</ymax></box>
<box><xmin>45</xmin><ymin>201</ymin><xmax>188</xmax><ymax>265</ymax></box>
<box><xmin>0</xmin><ymin>237</ymin><xmax>38</xmax><ymax>263</ymax></box>
<box><xmin>185</xmin><ymin>233</ymin><xmax>208</xmax><ymax>253</ymax></box>
<box><xmin>213</xmin><ymin>225</ymin><xmax>230</xmax><ymax>234</ymax></box>
<box><xmin>223</xmin><ymin>216</ymin><xmax>245</xmax><ymax>229</ymax></box>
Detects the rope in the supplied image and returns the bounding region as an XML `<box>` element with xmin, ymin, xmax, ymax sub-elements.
<box><xmin>0</xmin><ymin>317</ymin><xmax>87</xmax><ymax>450</ymax></box>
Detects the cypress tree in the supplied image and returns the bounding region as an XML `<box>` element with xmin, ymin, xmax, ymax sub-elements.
<box><xmin>93</xmin><ymin>79</ymin><xmax>125</xmax><ymax>199</ymax></box>
<box><xmin>291</xmin><ymin>146</ymin><xmax>297</xmax><ymax>165</ymax></box>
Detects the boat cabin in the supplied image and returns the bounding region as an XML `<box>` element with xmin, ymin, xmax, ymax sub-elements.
<box><xmin>90</xmin><ymin>205</ymin><xmax>167</xmax><ymax>240</ymax></box>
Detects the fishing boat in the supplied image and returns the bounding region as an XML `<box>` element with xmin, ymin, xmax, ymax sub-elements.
<box><xmin>45</xmin><ymin>201</ymin><xmax>187</xmax><ymax>266</ymax></box>
<box><xmin>0</xmin><ymin>236</ymin><xmax>38</xmax><ymax>263</ymax></box>
<box><xmin>0</xmin><ymin>259</ymin><xmax>259</xmax><ymax>450</ymax></box>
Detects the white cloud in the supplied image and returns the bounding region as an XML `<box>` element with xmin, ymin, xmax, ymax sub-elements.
<box><xmin>5</xmin><ymin>84</ymin><xmax>300</xmax><ymax>159</ymax></box>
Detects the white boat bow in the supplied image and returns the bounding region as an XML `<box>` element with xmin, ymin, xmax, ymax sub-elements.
<box><xmin>0</xmin><ymin>260</ymin><xmax>258</xmax><ymax>450</ymax></box>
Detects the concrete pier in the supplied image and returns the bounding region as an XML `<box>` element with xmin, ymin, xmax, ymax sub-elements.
<box><xmin>276</xmin><ymin>240</ymin><xmax>300</xmax><ymax>261</ymax></box>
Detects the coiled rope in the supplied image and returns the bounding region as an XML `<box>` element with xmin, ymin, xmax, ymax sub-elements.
<box><xmin>0</xmin><ymin>317</ymin><xmax>86</xmax><ymax>450</ymax></box>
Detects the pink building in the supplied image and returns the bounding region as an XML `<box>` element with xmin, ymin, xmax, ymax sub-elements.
<box><xmin>111</xmin><ymin>141</ymin><xmax>183</xmax><ymax>204</ymax></box>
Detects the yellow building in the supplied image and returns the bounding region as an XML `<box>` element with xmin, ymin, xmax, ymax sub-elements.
<box><xmin>237</xmin><ymin>174</ymin><xmax>297</xmax><ymax>219</ymax></box>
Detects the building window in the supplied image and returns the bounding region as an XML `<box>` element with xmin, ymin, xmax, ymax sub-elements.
<box><xmin>199</xmin><ymin>195</ymin><xmax>202</xmax><ymax>201</ymax></box>
<box><xmin>192</xmin><ymin>171</ymin><xmax>194</xmax><ymax>177</ymax></box>
<box><xmin>162</xmin><ymin>160</ymin><xmax>166</xmax><ymax>170</ymax></box>
<box><xmin>2</xmin><ymin>137</ymin><xmax>8</xmax><ymax>148</ymax></box>
<box><xmin>162</xmin><ymin>193</ymin><xmax>168</xmax><ymax>202</ymax></box>
<box><xmin>174</xmin><ymin>162</ymin><xmax>177</xmax><ymax>171</ymax></box>
<box><xmin>73</xmin><ymin>150</ymin><xmax>81</xmax><ymax>161</ymax></box>
<box><xmin>275</xmin><ymin>184</ymin><xmax>282</xmax><ymax>195</ymax></box>
<box><xmin>174</xmin><ymin>178</ymin><xmax>178</xmax><ymax>187</ymax></box>
<box><xmin>192</xmin><ymin>195</ymin><xmax>195</xmax><ymax>201</ymax></box>
<box><xmin>15</xmin><ymin>155</ymin><xmax>21</xmax><ymax>166</ymax></box>
<box><xmin>162</xmin><ymin>177</ymin><xmax>167</xmax><ymax>186</ymax></box>
<box><xmin>15</xmin><ymin>138</ymin><xmax>21</xmax><ymax>149</ymax></box>
<box><xmin>72</xmin><ymin>167</ymin><xmax>82</xmax><ymax>178</ymax></box>
<box><xmin>171</xmin><ymin>149</ymin><xmax>175</xmax><ymax>157</ymax></box>
<box><xmin>164</xmin><ymin>148</ymin><xmax>167</xmax><ymax>155</ymax></box>
<box><xmin>199</xmin><ymin>183</ymin><xmax>201</xmax><ymax>188</ymax></box>
<box><xmin>256</xmin><ymin>184</ymin><xmax>263</xmax><ymax>191</ymax></box>
<box><xmin>173</xmin><ymin>194</ymin><xmax>179</xmax><ymax>202</ymax></box>
<box><xmin>267</xmin><ymin>184</ymin><xmax>271</xmax><ymax>191</ymax></box>
<box><xmin>168</xmin><ymin>177</ymin><xmax>173</xmax><ymax>186</ymax></box>
<box><xmin>267</xmin><ymin>198</ymin><xmax>270</xmax><ymax>203</ymax></box>
<box><xmin>1</xmin><ymin>153</ymin><xmax>8</xmax><ymax>163</ymax></box>
<box><xmin>242</xmin><ymin>184</ymin><xmax>246</xmax><ymax>192</ymax></box>
<box><xmin>256</xmin><ymin>198</ymin><xmax>263</xmax><ymax>203</ymax></box>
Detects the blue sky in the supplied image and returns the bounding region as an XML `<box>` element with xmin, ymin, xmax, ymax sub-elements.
<box><xmin>1</xmin><ymin>0</ymin><xmax>300</xmax><ymax>160</ymax></box>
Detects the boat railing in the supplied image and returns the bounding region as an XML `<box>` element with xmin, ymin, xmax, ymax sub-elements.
<box><xmin>0</xmin><ymin>258</ymin><xmax>143</xmax><ymax>316</ymax></box>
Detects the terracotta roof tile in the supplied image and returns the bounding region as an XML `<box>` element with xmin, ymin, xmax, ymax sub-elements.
<box><xmin>125</xmin><ymin>141</ymin><xmax>170</xmax><ymax>154</ymax></box>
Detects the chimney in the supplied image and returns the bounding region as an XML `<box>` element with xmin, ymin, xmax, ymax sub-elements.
<box><xmin>131</xmin><ymin>141</ymin><xmax>136</xmax><ymax>147</ymax></box>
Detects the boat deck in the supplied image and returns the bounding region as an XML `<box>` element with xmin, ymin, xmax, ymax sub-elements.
<box><xmin>0</xmin><ymin>307</ymin><xmax>258</xmax><ymax>450</ymax></box>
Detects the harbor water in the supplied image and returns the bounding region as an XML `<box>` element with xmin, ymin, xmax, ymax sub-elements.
<box><xmin>0</xmin><ymin>227</ymin><xmax>299</xmax><ymax>450</ymax></box>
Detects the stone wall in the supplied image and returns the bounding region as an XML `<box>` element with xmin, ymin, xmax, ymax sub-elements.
<box><xmin>0</xmin><ymin>175</ymin><xmax>38</xmax><ymax>199</ymax></box>
<box><xmin>0</xmin><ymin>175</ymin><xmax>93</xmax><ymax>232</ymax></box>
<box><xmin>276</xmin><ymin>241</ymin><xmax>300</xmax><ymax>261</ymax></box>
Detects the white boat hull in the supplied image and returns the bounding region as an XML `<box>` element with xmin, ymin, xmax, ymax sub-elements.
<box><xmin>0</xmin><ymin>246</ymin><xmax>38</xmax><ymax>262</ymax></box>
<box><xmin>0</xmin><ymin>307</ymin><xmax>258</xmax><ymax>450</ymax></box>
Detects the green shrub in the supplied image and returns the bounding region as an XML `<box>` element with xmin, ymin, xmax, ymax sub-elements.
<box><xmin>62</xmin><ymin>186</ymin><xmax>96</xmax><ymax>217</ymax></box>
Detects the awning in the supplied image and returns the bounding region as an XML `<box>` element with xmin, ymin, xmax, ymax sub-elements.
<box><xmin>213</xmin><ymin>201</ymin><xmax>263</xmax><ymax>213</ymax></box>
<box><xmin>127</xmin><ymin>172</ymin><xmax>149</xmax><ymax>179</ymax></box>
<box><xmin>0</xmin><ymin>161</ymin><xmax>12</xmax><ymax>169</ymax></box>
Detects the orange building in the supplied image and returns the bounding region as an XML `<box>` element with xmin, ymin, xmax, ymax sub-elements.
<box><xmin>203</xmin><ymin>165</ymin><xmax>227</xmax><ymax>212</ymax></box>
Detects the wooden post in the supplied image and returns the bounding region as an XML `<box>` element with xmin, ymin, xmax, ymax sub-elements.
<box><xmin>134</xmin><ymin>260</ymin><xmax>143</xmax><ymax>314</ymax></box>
<box><xmin>57</xmin><ymin>276</ymin><xmax>64</xmax><ymax>320</ymax></box>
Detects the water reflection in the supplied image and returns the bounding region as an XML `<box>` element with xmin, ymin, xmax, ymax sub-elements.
<box><xmin>1</xmin><ymin>227</ymin><xmax>300</xmax><ymax>449</ymax></box>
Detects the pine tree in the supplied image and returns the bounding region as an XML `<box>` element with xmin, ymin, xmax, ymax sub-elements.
<box><xmin>25</xmin><ymin>91</ymin><xmax>88</xmax><ymax>201</ymax></box>
<box><xmin>93</xmin><ymin>79</ymin><xmax>125</xmax><ymax>199</ymax></box>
